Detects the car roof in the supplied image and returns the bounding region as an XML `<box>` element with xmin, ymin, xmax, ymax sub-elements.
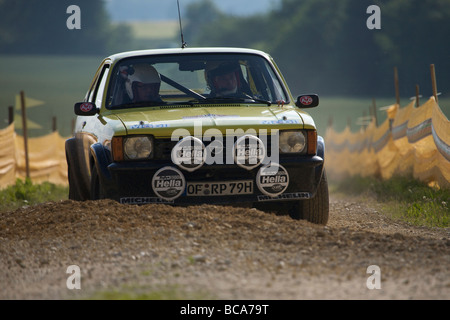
<box><xmin>106</xmin><ymin>47</ymin><xmax>272</xmax><ymax>63</ymax></box>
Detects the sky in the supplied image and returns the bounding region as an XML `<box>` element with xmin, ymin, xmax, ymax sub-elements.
<box><xmin>105</xmin><ymin>0</ymin><xmax>281</xmax><ymax>21</ymax></box>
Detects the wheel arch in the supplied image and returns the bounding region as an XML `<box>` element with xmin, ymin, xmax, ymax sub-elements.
<box><xmin>89</xmin><ymin>142</ymin><xmax>113</xmax><ymax>197</ymax></box>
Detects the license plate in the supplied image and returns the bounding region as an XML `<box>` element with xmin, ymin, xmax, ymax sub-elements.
<box><xmin>187</xmin><ymin>180</ymin><xmax>253</xmax><ymax>196</ymax></box>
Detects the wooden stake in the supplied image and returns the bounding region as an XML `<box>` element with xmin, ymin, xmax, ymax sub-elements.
<box><xmin>327</xmin><ymin>116</ymin><xmax>333</xmax><ymax>128</ymax></box>
<box><xmin>430</xmin><ymin>64</ymin><xmax>438</xmax><ymax>103</ymax></box>
<box><xmin>20</xmin><ymin>91</ymin><xmax>30</xmax><ymax>179</ymax></box>
<box><xmin>8</xmin><ymin>106</ymin><xmax>14</xmax><ymax>125</ymax></box>
<box><xmin>415</xmin><ymin>84</ymin><xmax>420</xmax><ymax>108</ymax></box>
<box><xmin>52</xmin><ymin>116</ymin><xmax>57</xmax><ymax>132</ymax></box>
<box><xmin>394</xmin><ymin>67</ymin><xmax>400</xmax><ymax>105</ymax></box>
<box><xmin>371</xmin><ymin>98</ymin><xmax>378</xmax><ymax>126</ymax></box>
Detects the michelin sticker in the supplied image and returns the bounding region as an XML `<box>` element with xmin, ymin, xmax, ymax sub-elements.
<box><xmin>152</xmin><ymin>166</ymin><xmax>186</xmax><ymax>201</ymax></box>
<box><xmin>256</xmin><ymin>164</ymin><xmax>289</xmax><ymax>197</ymax></box>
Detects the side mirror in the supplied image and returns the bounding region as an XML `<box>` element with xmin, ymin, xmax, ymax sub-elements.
<box><xmin>295</xmin><ymin>94</ymin><xmax>319</xmax><ymax>108</ymax></box>
<box><xmin>74</xmin><ymin>102</ymin><xmax>99</xmax><ymax>116</ymax></box>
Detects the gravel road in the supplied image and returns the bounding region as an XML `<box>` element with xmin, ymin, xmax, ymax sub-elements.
<box><xmin>0</xmin><ymin>193</ymin><xmax>448</xmax><ymax>300</ymax></box>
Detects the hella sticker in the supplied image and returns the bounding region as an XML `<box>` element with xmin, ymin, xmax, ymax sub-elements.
<box><xmin>171</xmin><ymin>136</ymin><xmax>206</xmax><ymax>172</ymax></box>
<box><xmin>233</xmin><ymin>135</ymin><xmax>266</xmax><ymax>170</ymax></box>
<box><xmin>151</xmin><ymin>166</ymin><xmax>186</xmax><ymax>201</ymax></box>
<box><xmin>256</xmin><ymin>164</ymin><xmax>289</xmax><ymax>197</ymax></box>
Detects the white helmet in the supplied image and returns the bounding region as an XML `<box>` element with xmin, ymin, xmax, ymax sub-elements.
<box><xmin>125</xmin><ymin>64</ymin><xmax>161</xmax><ymax>100</ymax></box>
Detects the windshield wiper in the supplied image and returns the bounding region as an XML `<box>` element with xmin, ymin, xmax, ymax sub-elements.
<box><xmin>202</xmin><ymin>97</ymin><xmax>247</xmax><ymax>102</ymax></box>
<box><xmin>195</xmin><ymin>96</ymin><xmax>271</xmax><ymax>106</ymax></box>
<box><xmin>111</xmin><ymin>101</ymin><xmax>166</xmax><ymax>109</ymax></box>
<box><xmin>243</xmin><ymin>94</ymin><xmax>272</xmax><ymax>106</ymax></box>
<box><xmin>165</xmin><ymin>101</ymin><xmax>195</xmax><ymax>106</ymax></box>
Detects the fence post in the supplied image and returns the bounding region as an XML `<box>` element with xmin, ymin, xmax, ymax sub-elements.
<box><xmin>20</xmin><ymin>90</ymin><xmax>30</xmax><ymax>179</ymax></box>
<box><xmin>8</xmin><ymin>106</ymin><xmax>14</xmax><ymax>125</ymax></box>
<box><xmin>394</xmin><ymin>67</ymin><xmax>400</xmax><ymax>105</ymax></box>
<box><xmin>327</xmin><ymin>116</ymin><xmax>333</xmax><ymax>128</ymax></box>
<box><xmin>52</xmin><ymin>116</ymin><xmax>57</xmax><ymax>132</ymax></box>
<box><xmin>371</xmin><ymin>98</ymin><xmax>378</xmax><ymax>127</ymax></box>
<box><xmin>430</xmin><ymin>64</ymin><xmax>438</xmax><ymax>104</ymax></box>
<box><xmin>415</xmin><ymin>84</ymin><xmax>420</xmax><ymax>108</ymax></box>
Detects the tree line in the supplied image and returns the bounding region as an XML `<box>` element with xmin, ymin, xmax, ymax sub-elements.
<box><xmin>1</xmin><ymin>0</ymin><xmax>448</xmax><ymax>98</ymax></box>
<box><xmin>0</xmin><ymin>0</ymin><xmax>133</xmax><ymax>55</ymax></box>
<box><xmin>184</xmin><ymin>0</ymin><xmax>450</xmax><ymax>98</ymax></box>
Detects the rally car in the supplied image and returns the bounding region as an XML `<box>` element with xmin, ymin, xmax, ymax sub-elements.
<box><xmin>65</xmin><ymin>47</ymin><xmax>329</xmax><ymax>224</ymax></box>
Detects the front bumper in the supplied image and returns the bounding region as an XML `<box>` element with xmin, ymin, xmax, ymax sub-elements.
<box><xmin>103</xmin><ymin>155</ymin><xmax>324</xmax><ymax>205</ymax></box>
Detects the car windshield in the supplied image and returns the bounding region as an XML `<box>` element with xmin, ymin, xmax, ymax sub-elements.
<box><xmin>106</xmin><ymin>53</ymin><xmax>288</xmax><ymax>109</ymax></box>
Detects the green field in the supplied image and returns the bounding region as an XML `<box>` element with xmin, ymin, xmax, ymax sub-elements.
<box><xmin>124</xmin><ymin>20</ymin><xmax>179</xmax><ymax>40</ymax></box>
<box><xmin>0</xmin><ymin>55</ymin><xmax>103</xmax><ymax>137</ymax></box>
<box><xmin>1</xmin><ymin>54</ymin><xmax>449</xmax><ymax>138</ymax></box>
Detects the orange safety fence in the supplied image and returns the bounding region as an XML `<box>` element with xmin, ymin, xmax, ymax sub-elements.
<box><xmin>325</xmin><ymin>97</ymin><xmax>450</xmax><ymax>188</ymax></box>
<box><xmin>0</xmin><ymin>123</ymin><xmax>68</xmax><ymax>188</ymax></box>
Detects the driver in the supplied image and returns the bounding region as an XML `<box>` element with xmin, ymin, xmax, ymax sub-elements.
<box><xmin>206</xmin><ymin>62</ymin><xmax>244</xmax><ymax>97</ymax></box>
<box><xmin>125</xmin><ymin>64</ymin><xmax>163</xmax><ymax>103</ymax></box>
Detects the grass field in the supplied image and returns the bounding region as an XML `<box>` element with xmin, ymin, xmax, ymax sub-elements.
<box><xmin>1</xmin><ymin>54</ymin><xmax>449</xmax><ymax>138</ymax></box>
<box><xmin>124</xmin><ymin>20</ymin><xmax>179</xmax><ymax>40</ymax></box>
<box><xmin>0</xmin><ymin>54</ymin><xmax>103</xmax><ymax>137</ymax></box>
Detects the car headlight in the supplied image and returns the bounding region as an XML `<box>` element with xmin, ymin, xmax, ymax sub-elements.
<box><xmin>279</xmin><ymin>131</ymin><xmax>307</xmax><ymax>153</ymax></box>
<box><xmin>111</xmin><ymin>136</ymin><xmax>154</xmax><ymax>161</ymax></box>
<box><xmin>123</xmin><ymin>136</ymin><xmax>153</xmax><ymax>160</ymax></box>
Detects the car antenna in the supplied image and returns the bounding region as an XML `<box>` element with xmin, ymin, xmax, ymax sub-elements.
<box><xmin>177</xmin><ymin>0</ymin><xmax>187</xmax><ymax>48</ymax></box>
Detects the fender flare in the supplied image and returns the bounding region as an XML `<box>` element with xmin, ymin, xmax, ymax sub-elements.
<box><xmin>312</xmin><ymin>135</ymin><xmax>326</xmax><ymax>196</ymax></box>
<box><xmin>90</xmin><ymin>142</ymin><xmax>113</xmax><ymax>196</ymax></box>
<box><xmin>317</xmin><ymin>135</ymin><xmax>325</xmax><ymax>162</ymax></box>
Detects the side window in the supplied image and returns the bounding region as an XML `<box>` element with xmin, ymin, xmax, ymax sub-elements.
<box><xmin>87</xmin><ymin>64</ymin><xmax>110</xmax><ymax>105</ymax></box>
<box><xmin>94</xmin><ymin>65</ymin><xmax>110</xmax><ymax>107</ymax></box>
<box><xmin>87</xmin><ymin>72</ymin><xmax>100</xmax><ymax>103</ymax></box>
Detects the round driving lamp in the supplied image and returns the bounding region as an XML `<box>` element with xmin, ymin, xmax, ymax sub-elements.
<box><xmin>124</xmin><ymin>136</ymin><xmax>153</xmax><ymax>159</ymax></box>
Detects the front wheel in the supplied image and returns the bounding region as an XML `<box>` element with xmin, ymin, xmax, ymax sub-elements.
<box><xmin>90</xmin><ymin>164</ymin><xmax>106</xmax><ymax>200</ymax></box>
<box><xmin>290</xmin><ymin>169</ymin><xmax>329</xmax><ymax>225</ymax></box>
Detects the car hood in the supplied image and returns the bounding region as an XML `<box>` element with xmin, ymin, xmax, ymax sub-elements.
<box><xmin>111</xmin><ymin>105</ymin><xmax>315</xmax><ymax>138</ymax></box>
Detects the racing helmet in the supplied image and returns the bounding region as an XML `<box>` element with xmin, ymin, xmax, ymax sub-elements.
<box><xmin>125</xmin><ymin>64</ymin><xmax>161</xmax><ymax>100</ymax></box>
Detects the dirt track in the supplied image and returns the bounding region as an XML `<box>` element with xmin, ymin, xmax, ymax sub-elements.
<box><xmin>0</xmin><ymin>194</ymin><xmax>449</xmax><ymax>300</ymax></box>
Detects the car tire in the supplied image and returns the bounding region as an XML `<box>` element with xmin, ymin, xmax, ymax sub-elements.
<box><xmin>290</xmin><ymin>169</ymin><xmax>329</xmax><ymax>225</ymax></box>
<box><xmin>90</xmin><ymin>164</ymin><xmax>106</xmax><ymax>200</ymax></box>
<box><xmin>68</xmin><ymin>159</ymin><xmax>89</xmax><ymax>201</ymax></box>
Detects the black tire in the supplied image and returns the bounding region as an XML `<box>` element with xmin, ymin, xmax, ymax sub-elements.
<box><xmin>67</xmin><ymin>158</ymin><xmax>89</xmax><ymax>201</ymax></box>
<box><xmin>66</xmin><ymin>139</ymin><xmax>90</xmax><ymax>201</ymax></box>
<box><xmin>291</xmin><ymin>169</ymin><xmax>329</xmax><ymax>225</ymax></box>
<box><xmin>90</xmin><ymin>164</ymin><xmax>106</xmax><ymax>200</ymax></box>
